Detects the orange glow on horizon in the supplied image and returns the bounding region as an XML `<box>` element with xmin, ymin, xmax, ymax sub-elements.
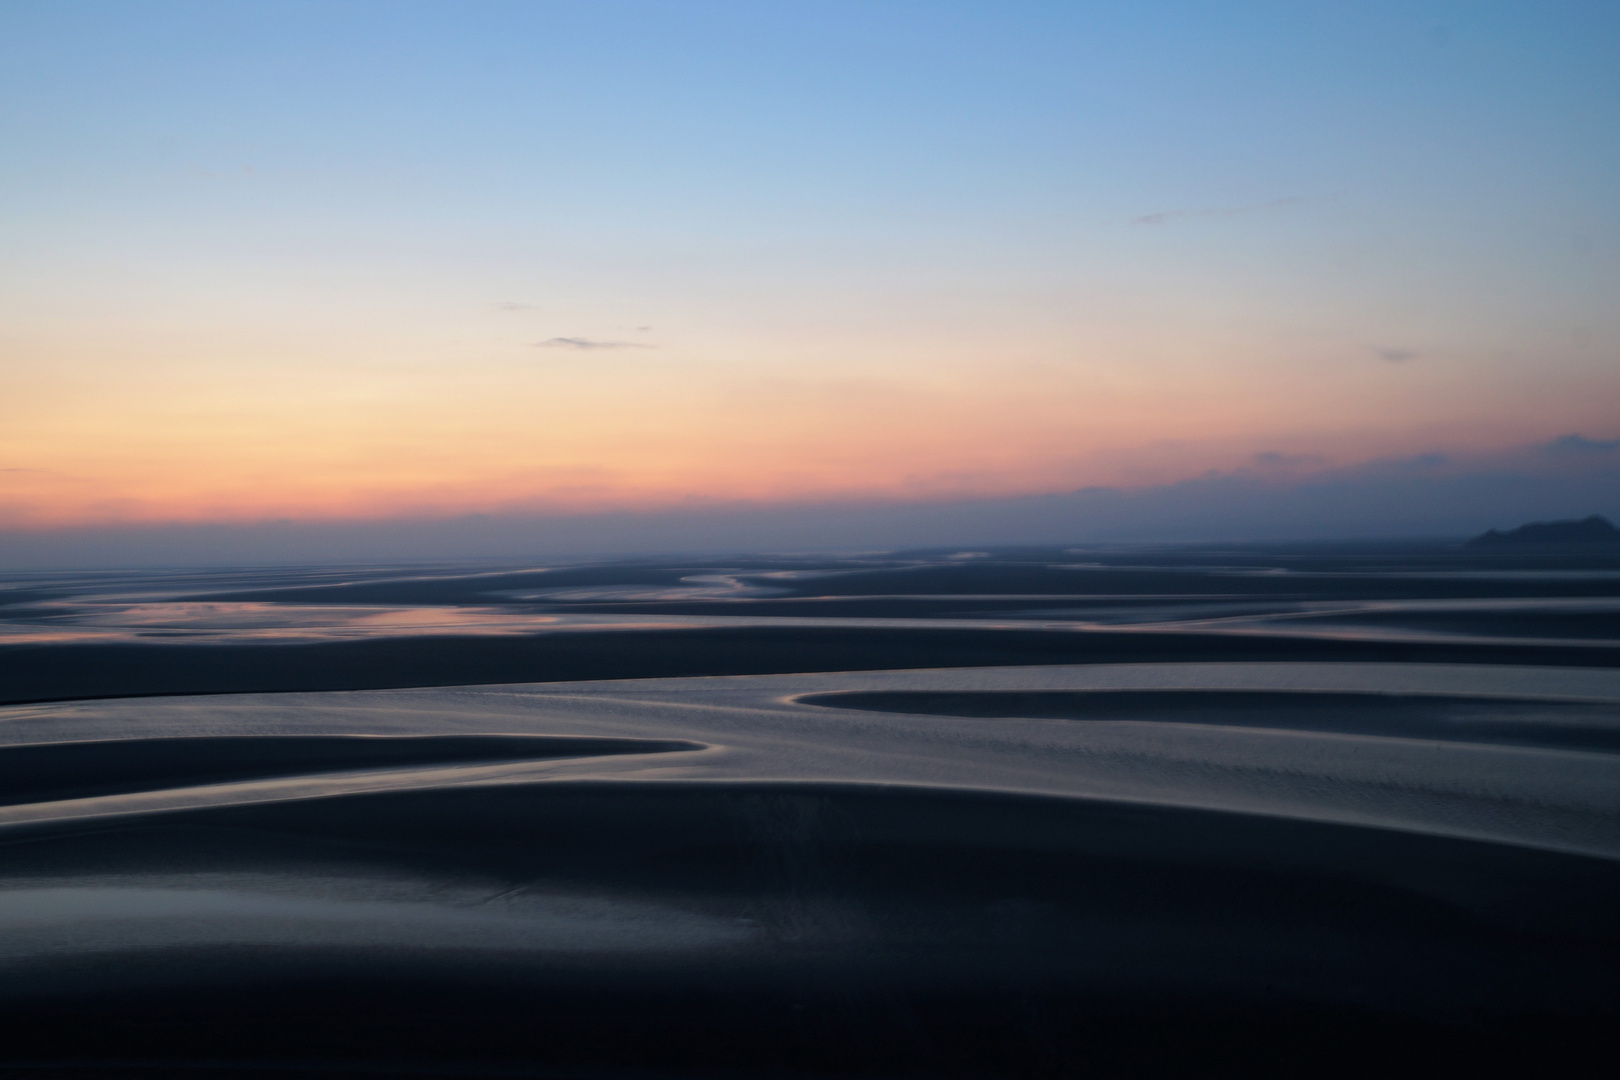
<box><xmin>2</xmin><ymin>352</ymin><xmax>1603</xmax><ymax>530</ymax></box>
<box><xmin>4</xmin><ymin>288</ymin><xmax>1614</xmax><ymax>531</ymax></box>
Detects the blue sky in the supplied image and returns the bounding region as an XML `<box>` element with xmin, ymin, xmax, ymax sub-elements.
<box><xmin>2</xmin><ymin>1</ymin><xmax>1617</xmax><ymax>559</ymax></box>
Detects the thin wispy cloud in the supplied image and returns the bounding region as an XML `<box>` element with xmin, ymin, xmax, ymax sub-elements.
<box><xmin>493</xmin><ymin>302</ymin><xmax>536</xmax><ymax>312</ymax></box>
<box><xmin>534</xmin><ymin>337</ymin><xmax>651</xmax><ymax>350</ymax></box>
<box><xmin>1130</xmin><ymin>196</ymin><xmax>1303</xmax><ymax>227</ymax></box>
<box><xmin>1374</xmin><ymin>347</ymin><xmax>1420</xmax><ymax>364</ymax></box>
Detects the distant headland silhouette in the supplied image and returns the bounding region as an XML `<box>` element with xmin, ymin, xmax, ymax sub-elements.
<box><xmin>1467</xmin><ymin>514</ymin><xmax>1620</xmax><ymax>546</ymax></box>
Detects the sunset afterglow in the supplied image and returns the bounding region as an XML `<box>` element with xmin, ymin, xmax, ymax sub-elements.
<box><xmin>3</xmin><ymin>2</ymin><xmax>1617</xmax><ymax>544</ymax></box>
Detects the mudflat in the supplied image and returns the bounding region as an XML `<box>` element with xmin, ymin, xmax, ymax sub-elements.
<box><xmin>2</xmin><ymin>544</ymin><xmax>1618</xmax><ymax>1077</ymax></box>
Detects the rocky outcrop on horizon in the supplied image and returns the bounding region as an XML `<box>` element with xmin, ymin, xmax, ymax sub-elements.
<box><xmin>1468</xmin><ymin>515</ymin><xmax>1620</xmax><ymax>546</ymax></box>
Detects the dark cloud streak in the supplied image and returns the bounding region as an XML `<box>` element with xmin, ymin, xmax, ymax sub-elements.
<box><xmin>1546</xmin><ymin>434</ymin><xmax>1620</xmax><ymax>455</ymax></box>
<box><xmin>534</xmin><ymin>337</ymin><xmax>652</xmax><ymax>350</ymax></box>
<box><xmin>1130</xmin><ymin>196</ymin><xmax>1303</xmax><ymax>227</ymax></box>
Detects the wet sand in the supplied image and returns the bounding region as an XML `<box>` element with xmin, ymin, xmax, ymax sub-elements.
<box><xmin>2</xmin><ymin>546</ymin><xmax>1619</xmax><ymax>1077</ymax></box>
<box><xmin>799</xmin><ymin>687</ymin><xmax>1620</xmax><ymax>751</ymax></box>
<box><xmin>5</xmin><ymin>623</ymin><xmax>1620</xmax><ymax>707</ymax></box>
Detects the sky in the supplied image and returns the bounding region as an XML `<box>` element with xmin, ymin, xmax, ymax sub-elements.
<box><xmin>2</xmin><ymin>1</ymin><xmax>1618</xmax><ymax>562</ymax></box>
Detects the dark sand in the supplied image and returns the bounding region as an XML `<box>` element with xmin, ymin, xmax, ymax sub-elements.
<box><xmin>0</xmin><ymin>734</ymin><xmax>700</xmax><ymax>807</ymax></box>
<box><xmin>5</xmin><ymin>625</ymin><xmax>1620</xmax><ymax>707</ymax></box>
<box><xmin>799</xmin><ymin>688</ymin><xmax>1620</xmax><ymax>751</ymax></box>
<box><xmin>4</xmin><ymin>777</ymin><xmax>1619</xmax><ymax>1077</ymax></box>
<box><xmin>3</xmin><ymin>544</ymin><xmax>1619</xmax><ymax>1077</ymax></box>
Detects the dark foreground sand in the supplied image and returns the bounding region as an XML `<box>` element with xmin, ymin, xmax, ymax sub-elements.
<box><xmin>4</xmin><ymin>780</ymin><xmax>1620</xmax><ymax>1078</ymax></box>
<box><xmin>2</xmin><ymin>663</ymin><xmax>1618</xmax><ymax>1079</ymax></box>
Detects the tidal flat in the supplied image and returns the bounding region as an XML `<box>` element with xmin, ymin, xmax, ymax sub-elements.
<box><xmin>1</xmin><ymin>543</ymin><xmax>1618</xmax><ymax>1077</ymax></box>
